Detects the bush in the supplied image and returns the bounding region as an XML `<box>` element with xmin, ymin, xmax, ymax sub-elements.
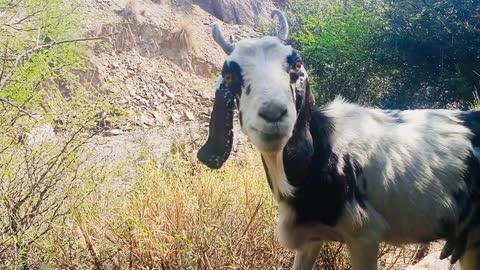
<box><xmin>293</xmin><ymin>6</ymin><xmax>389</xmax><ymax>105</ymax></box>
<box><xmin>169</xmin><ymin>20</ymin><xmax>196</xmax><ymax>53</ymax></box>
<box><xmin>287</xmin><ymin>0</ymin><xmax>480</xmax><ymax>108</ymax></box>
<box><xmin>0</xmin><ymin>0</ymin><xmax>87</xmax><ymax>104</ymax></box>
<box><xmin>29</xmin><ymin>146</ymin><xmax>420</xmax><ymax>269</ymax></box>
<box><xmin>382</xmin><ymin>0</ymin><xmax>480</xmax><ymax>108</ymax></box>
<box><xmin>0</xmin><ymin>0</ymin><xmax>120</xmax><ymax>268</ymax></box>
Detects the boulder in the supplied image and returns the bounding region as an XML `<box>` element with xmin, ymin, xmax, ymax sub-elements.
<box><xmin>194</xmin><ymin>0</ymin><xmax>274</xmax><ymax>26</ymax></box>
<box><xmin>27</xmin><ymin>123</ymin><xmax>56</xmax><ymax>148</ymax></box>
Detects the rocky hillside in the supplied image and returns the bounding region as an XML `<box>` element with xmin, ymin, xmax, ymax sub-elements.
<box><xmin>194</xmin><ymin>0</ymin><xmax>275</xmax><ymax>26</ymax></box>
<box><xmin>78</xmin><ymin>0</ymin><xmax>261</xmax><ymax>161</ymax></box>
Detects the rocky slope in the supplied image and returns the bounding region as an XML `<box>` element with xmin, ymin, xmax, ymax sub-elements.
<box><xmin>79</xmin><ymin>0</ymin><xmax>258</xmax><ymax>162</ymax></box>
<box><xmin>194</xmin><ymin>0</ymin><xmax>275</xmax><ymax>26</ymax></box>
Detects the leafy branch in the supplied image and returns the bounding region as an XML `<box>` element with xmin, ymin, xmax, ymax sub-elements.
<box><xmin>0</xmin><ymin>35</ymin><xmax>113</xmax><ymax>88</ymax></box>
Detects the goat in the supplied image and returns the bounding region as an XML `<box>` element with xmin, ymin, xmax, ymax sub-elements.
<box><xmin>198</xmin><ymin>10</ymin><xmax>480</xmax><ymax>270</ymax></box>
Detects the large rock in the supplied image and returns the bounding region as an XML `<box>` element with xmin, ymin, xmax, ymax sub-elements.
<box><xmin>194</xmin><ymin>0</ymin><xmax>274</xmax><ymax>26</ymax></box>
<box><xmin>27</xmin><ymin>123</ymin><xmax>56</xmax><ymax>148</ymax></box>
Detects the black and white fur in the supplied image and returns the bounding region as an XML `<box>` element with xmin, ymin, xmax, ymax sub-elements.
<box><xmin>198</xmin><ymin>10</ymin><xmax>480</xmax><ymax>270</ymax></box>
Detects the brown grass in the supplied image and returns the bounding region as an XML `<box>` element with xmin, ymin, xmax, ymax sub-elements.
<box><xmin>169</xmin><ymin>20</ymin><xmax>196</xmax><ymax>53</ymax></box>
<box><xmin>125</xmin><ymin>0</ymin><xmax>144</xmax><ymax>22</ymax></box>
<box><xmin>1</xmin><ymin>139</ymin><xmax>424</xmax><ymax>269</ymax></box>
<box><xmin>72</xmin><ymin>150</ymin><xmax>292</xmax><ymax>269</ymax></box>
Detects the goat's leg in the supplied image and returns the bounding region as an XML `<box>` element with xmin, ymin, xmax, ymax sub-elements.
<box><xmin>292</xmin><ymin>242</ymin><xmax>323</xmax><ymax>270</ymax></box>
<box><xmin>460</xmin><ymin>227</ymin><xmax>480</xmax><ymax>270</ymax></box>
<box><xmin>460</xmin><ymin>248</ymin><xmax>480</xmax><ymax>270</ymax></box>
<box><xmin>347</xmin><ymin>240</ymin><xmax>379</xmax><ymax>270</ymax></box>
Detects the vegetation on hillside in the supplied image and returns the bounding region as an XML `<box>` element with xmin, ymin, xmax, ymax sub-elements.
<box><xmin>0</xmin><ymin>0</ymin><xmax>120</xmax><ymax>268</ymax></box>
<box><xmin>286</xmin><ymin>0</ymin><xmax>480</xmax><ymax>109</ymax></box>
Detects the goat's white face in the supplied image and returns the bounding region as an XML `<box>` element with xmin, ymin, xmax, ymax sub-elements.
<box><xmin>225</xmin><ymin>37</ymin><xmax>299</xmax><ymax>153</ymax></box>
<box><xmin>197</xmin><ymin>10</ymin><xmax>308</xmax><ymax>169</ymax></box>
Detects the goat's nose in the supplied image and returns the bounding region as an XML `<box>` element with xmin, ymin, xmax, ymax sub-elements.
<box><xmin>258</xmin><ymin>101</ymin><xmax>288</xmax><ymax>123</ymax></box>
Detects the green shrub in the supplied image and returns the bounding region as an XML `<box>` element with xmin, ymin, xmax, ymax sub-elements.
<box><xmin>0</xmin><ymin>0</ymin><xmax>87</xmax><ymax>107</ymax></box>
<box><xmin>0</xmin><ymin>1</ymin><xmax>121</xmax><ymax>268</ymax></box>
<box><xmin>293</xmin><ymin>6</ymin><xmax>389</xmax><ymax>105</ymax></box>
<box><xmin>287</xmin><ymin>0</ymin><xmax>480</xmax><ymax>108</ymax></box>
<box><xmin>382</xmin><ymin>0</ymin><xmax>480</xmax><ymax>108</ymax></box>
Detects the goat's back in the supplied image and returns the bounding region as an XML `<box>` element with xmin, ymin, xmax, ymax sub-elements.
<box><xmin>321</xmin><ymin>99</ymin><xmax>480</xmax><ymax>244</ymax></box>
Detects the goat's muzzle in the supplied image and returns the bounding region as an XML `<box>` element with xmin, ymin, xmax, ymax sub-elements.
<box><xmin>258</xmin><ymin>101</ymin><xmax>288</xmax><ymax>123</ymax></box>
<box><xmin>247</xmin><ymin>99</ymin><xmax>295</xmax><ymax>153</ymax></box>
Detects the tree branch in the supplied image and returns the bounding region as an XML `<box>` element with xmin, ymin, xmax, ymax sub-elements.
<box><xmin>0</xmin><ymin>33</ymin><xmax>115</xmax><ymax>118</ymax></box>
<box><xmin>53</xmin><ymin>35</ymin><xmax>114</xmax><ymax>46</ymax></box>
<box><xmin>12</xmin><ymin>7</ymin><xmax>46</xmax><ymax>25</ymax></box>
<box><xmin>0</xmin><ymin>34</ymin><xmax>113</xmax><ymax>88</ymax></box>
<box><xmin>0</xmin><ymin>44</ymin><xmax>47</xmax><ymax>88</ymax></box>
<box><xmin>0</xmin><ymin>40</ymin><xmax>8</xmax><ymax>82</ymax></box>
<box><xmin>0</xmin><ymin>97</ymin><xmax>35</xmax><ymax>119</ymax></box>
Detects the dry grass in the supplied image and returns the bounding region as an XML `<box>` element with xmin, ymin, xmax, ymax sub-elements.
<box><xmin>56</xmin><ymin>147</ymin><xmax>423</xmax><ymax>269</ymax></box>
<box><xmin>41</xmin><ymin>147</ymin><xmax>291</xmax><ymax>269</ymax></box>
<box><xmin>1</xmin><ymin>137</ymin><xmax>425</xmax><ymax>269</ymax></box>
<box><xmin>169</xmin><ymin>20</ymin><xmax>196</xmax><ymax>53</ymax></box>
<box><xmin>125</xmin><ymin>0</ymin><xmax>140</xmax><ymax>22</ymax></box>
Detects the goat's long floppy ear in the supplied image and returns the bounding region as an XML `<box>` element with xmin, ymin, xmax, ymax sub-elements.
<box><xmin>197</xmin><ymin>78</ymin><xmax>235</xmax><ymax>169</ymax></box>
<box><xmin>297</xmin><ymin>73</ymin><xmax>314</xmax><ymax>126</ymax></box>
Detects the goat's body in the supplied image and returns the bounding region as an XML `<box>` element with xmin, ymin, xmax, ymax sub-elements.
<box><xmin>272</xmin><ymin>99</ymin><xmax>480</xmax><ymax>269</ymax></box>
<box><xmin>329</xmin><ymin>100</ymin><xmax>475</xmax><ymax>242</ymax></box>
<box><xmin>204</xmin><ymin>15</ymin><xmax>480</xmax><ymax>268</ymax></box>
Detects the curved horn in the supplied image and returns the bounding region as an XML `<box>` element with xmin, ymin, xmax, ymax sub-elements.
<box><xmin>271</xmin><ymin>9</ymin><xmax>289</xmax><ymax>42</ymax></box>
<box><xmin>212</xmin><ymin>23</ymin><xmax>234</xmax><ymax>55</ymax></box>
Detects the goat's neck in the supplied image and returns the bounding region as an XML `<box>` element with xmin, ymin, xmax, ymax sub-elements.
<box><xmin>261</xmin><ymin>151</ymin><xmax>295</xmax><ymax>201</ymax></box>
<box><xmin>261</xmin><ymin>111</ymin><xmax>314</xmax><ymax>201</ymax></box>
<box><xmin>261</xmin><ymin>85</ymin><xmax>316</xmax><ymax>201</ymax></box>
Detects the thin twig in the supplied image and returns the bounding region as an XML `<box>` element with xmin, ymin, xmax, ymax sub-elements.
<box><xmin>231</xmin><ymin>200</ymin><xmax>263</xmax><ymax>250</ymax></box>
<box><xmin>12</xmin><ymin>7</ymin><xmax>45</xmax><ymax>25</ymax></box>
<box><xmin>54</xmin><ymin>35</ymin><xmax>115</xmax><ymax>46</ymax></box>
<box><xmin>0</xmin><ymin>39</ymin><xmax>8</xmax><ymax>82</ymax></box>
<box><xmin>385</xmin><ymin>247</ymin><xmax>403</xmax><ymax>270</ymax></box>
<box><xmin>242</xmin><ymin>201</ymin><xmax>263</xmax><ymax>238</ymax></box>
<box><xmin>78</xmin><ymin>220</ymin><xmax>104</xmax><ymax>270</ymax></box>
<box><xmin>0</xmin><ymin>0</ymin><xmax>25</xmax><ymax>10</ymax></box>
<box><xmin>35</xmin><ymin>27</ymin><xmax>41</xmax><ymax>46</ymax></box>
<box><xmin>0</xmin><ymin>44</ymin><xmax>46</xmax><ymax>88</ymax></box>
<box><xmin>126</xmin><ymin>22</ymin><xmax>138</xmax><ymax>48</ymax></box>
<box><xmin>0</xmin><ymin>97</ymin><xmax>35</xmax><ymax>119</ymax></box>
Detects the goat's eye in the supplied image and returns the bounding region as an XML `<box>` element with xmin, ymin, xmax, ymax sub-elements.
<box><xmin>224</xmin><ymin>73</ymin><xmax>233</xmax><ymax>84</ymax></box>
<box><xmin>295</xmin><ymin>62</ymin><xmax>302</xmax><ymax>70</ymax></box>
<box><xmin>246</xmin><ymin>85</ymin><xmax>251</xmax><ymax>95</ymax></box>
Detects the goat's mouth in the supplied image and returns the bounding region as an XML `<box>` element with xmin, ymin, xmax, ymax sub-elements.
<box><xmin>249</xmin><ymin>125</ymin><xmax>293</xmax><ymax>152</ymax></box>
<box><xmin>251</xmin><ymin>127</ymin><xmax>286</xmax><ymax>142</ymax></box>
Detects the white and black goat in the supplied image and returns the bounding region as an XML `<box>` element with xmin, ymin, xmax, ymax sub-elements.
<box><xmin>198</xmin><ymin>10</ymin><xmax>480</xmax><ymax>270</ymax></box>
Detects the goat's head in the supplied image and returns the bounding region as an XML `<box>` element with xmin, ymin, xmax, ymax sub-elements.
<box><xmin>198</xmin><ymin>10</ymin><xmax>310</xmax><ymax>169</ymax></box>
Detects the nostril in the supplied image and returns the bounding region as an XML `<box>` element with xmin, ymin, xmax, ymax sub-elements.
<box><xmin>258</xmin><ymin>102</ymin><xmax>288</xmax><ymax>123</ymax></box>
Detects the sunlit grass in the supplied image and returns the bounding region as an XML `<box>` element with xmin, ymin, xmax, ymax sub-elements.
<box><xmin>45</xmin><ymin>147</ymin><xmax>296</xmax><ymax>269</ymax></box>
<box><xmin>471</xmin><ymin>90</ymin><xmax>480</xmax><ymax>110</ymax></box>
<box><xmin>0</xmin><ymin>137</ymin><xmax>425</xmax><ymax>269</ymax></box>
<box><xmin>44</xmin><ymin>145</ymin><xmax>419</xmax><ymax>269</ymax></box>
